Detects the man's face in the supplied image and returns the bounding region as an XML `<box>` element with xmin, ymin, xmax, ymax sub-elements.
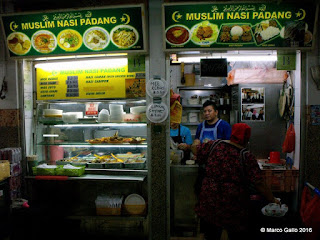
<box><xmin>203</xmin><ymin>105</ymin><xmax>218</xmax><ymax>121</ymax></box>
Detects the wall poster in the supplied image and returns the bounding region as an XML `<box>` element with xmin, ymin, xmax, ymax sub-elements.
<box><xmin>241</xmin><ymin>87</ymin><xmax>265</xmax><ymax>121</ymax></box>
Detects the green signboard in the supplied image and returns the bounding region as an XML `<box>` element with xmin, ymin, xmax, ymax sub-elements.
<box><xmin>1</xmin><ymin>5</ymin><xmax>146</xmax><ymax>58</ymax></box>
<box><xmin>163</xmin><ymin>2</ymin><xmax>317</xmax><ymax>51</ymax></box>
<box><xmin>277</xmin><ymin>52</ymin><xmax>296</xmax><ymax>70</ymax></box>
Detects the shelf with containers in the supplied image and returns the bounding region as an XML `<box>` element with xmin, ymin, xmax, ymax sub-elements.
<box><xmin>33</xmin><ymin>99</ymin><xmax>148</xmax><ymax>175</ymax></box>
<box><xmin>177</xmin><ymin>86</ymin><xmax>232</xmax><ymax>137</ymax></box>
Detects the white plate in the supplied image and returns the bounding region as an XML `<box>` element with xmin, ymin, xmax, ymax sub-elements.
<box><xmin>83</xmin><ymin>27</ymin><xmax>110</xmax><ymax>51</ymax></box>
<box><xmin>165</xmin><ymin>24</ymin><xmax>191</xmax><ymax>46</ymax></box>
<box><xmin>190</xmin><ymin>22</ymin><xmax>219</xmax><ymax>46</ymax></box>
<box><xmin>7</xmin><ymin>32</ymin><xmax>32</xmax><ymax>55</ymax></box>
<box><xmin>110</xmin><ymin>25</ymin><xmax>139</xmax><ymax>49</ymax></box>
<box><xmin>124</xmin><ymin>193</ymin><xmax>145</xmax><ymax>205</ymax></box>
<box><xmin>31</xmin><ymin>30</ymin><xmax>57</xmax><ymax>53</ymax></box>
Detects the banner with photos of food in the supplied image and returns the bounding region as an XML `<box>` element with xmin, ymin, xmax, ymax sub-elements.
<box><xmin>1</xmin><ymin>5</ymin><xmax>146</xmax><ymax>57</ymax></box>
<box><xmin>163</xmin><ymin>3</ymin><xmax>317</xmax><ymax>50</ymax></box>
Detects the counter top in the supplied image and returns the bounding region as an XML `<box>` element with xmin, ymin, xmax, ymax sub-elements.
<box><xmin>25</xmin><ymin>174</ymin><xmax>146</xmax><ymax>182</ymax></box>
<box><xmin>170</xmin><ymin>164</ymin><xmax>199</xmax><ymax>168</ymax></box>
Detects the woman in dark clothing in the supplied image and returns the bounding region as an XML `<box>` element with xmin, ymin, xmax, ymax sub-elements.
<box><xmin>191</xmin><ymin>123</ymin><xmax>279</xmax><ymax>239</ymax></box>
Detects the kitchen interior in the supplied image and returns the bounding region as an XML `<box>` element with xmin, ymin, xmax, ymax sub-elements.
<box><xmin>168</xmin><ymin>50</ymin><xmax>301</xmax><ymax>236</ymax></box>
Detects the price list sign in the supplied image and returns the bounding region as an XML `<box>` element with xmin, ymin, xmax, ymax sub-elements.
<box><xmin>146</xmin><ymin>103</ymin><xmax>168</xmax><ymax>123</ymax></box>
<box><xmin>146</xmin><ymin>78</ymin><xmax>168</xmax><ymax>98</ymax></box>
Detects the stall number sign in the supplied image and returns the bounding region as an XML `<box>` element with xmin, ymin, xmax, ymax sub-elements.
<box><xmin>277</xmin><ymin>53</ymin><xmax>296</xmax><ymax>70</ymax></box>
<box><xmin>146</xmin><ymin>78</ymin><xmax>168</xmax><ymax>98</ymax></box>
<box><xmin>85</xmin><ymin>102</ymin><xmax>99</xmax><ymax>116</ymax></box>
<box><xmin>147</xmin><ymin>103</ymin><xmax>168</xmax><ymax>123</ymax></box>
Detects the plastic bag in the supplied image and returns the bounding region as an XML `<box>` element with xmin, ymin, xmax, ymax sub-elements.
<box><xmin>300</xmin><ymin>186</ymin><xmax>320</xmax><ymax>240</ymax></box>
<box><xmin>261</xmin><ymin>202</ymin><xmax>288</xmax><ymax>217</ymax></box>
<box><xmin>282</xmin><ymin>123</ymin><xmax>295</xmax><ymax>153</ymax></box>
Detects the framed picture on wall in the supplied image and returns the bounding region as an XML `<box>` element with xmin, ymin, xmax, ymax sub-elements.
<box><xmin>241</xmin><ymin>87</ymin><xmax>265</xmax><ymax>121</ymax></box>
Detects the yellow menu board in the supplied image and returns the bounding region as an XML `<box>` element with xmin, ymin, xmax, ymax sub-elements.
<box><xmin>36</xmin><ymin>61</ymin><xmax>145</xmax><ymax>100</ymax></box>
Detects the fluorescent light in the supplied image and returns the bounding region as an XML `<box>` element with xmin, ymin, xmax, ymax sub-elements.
<box><xmin>35</xmin><ymin>58</ymin><xmax>128</xmax><ymax>70</ymax></box>
<box><xmin>178</xmin><ymin>55</ymin><xmax>277</xmax><ymax>63</ymax></box>
<box><xmin>43</xmin><ymin>134</ymin><xmax>59</xmax><ymax>137</ymax></box>
<box><xmin>54</xmin><ymin>123</ymin><xmax>147</xmax><ymax>127</ymax></box>
<box><xmin>59</xmin><ymin>144</ymin><xmax>147</xmax><ymax>148</ymax></box>
<box><xmin>34</xmin><ymin>53</ymin><xmax>127</xmax><ymax>61</ymax></box>
<box><xmin>227</xmin><ymin>55</ymin><xmax>277</xmax><ymax>62</ymax></box>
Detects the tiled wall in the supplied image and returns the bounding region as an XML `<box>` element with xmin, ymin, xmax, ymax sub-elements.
<box><xmin>0</xmin><ymin>109</ymin><xmax>21</xmax><ymax>148</ymax></box>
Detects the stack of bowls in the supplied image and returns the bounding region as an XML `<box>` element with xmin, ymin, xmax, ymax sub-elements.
<box><xmin>109</xmin><ymin>104</ymin><xmax>125</xmax><ymax>122</ymax></box>
<box><xmin>130</xmin><ymin>106</ymin><xmax>147</xmax><ymax>122</ymax></box>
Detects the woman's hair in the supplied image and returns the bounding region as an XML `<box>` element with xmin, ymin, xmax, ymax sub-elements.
<box><xmin>230</xmin><ymin>123</ymin><xmax>251</xmax><ymax>146</ymax></box>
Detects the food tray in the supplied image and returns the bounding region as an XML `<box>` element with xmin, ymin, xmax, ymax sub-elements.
<box><xmin>71</xmin><ymin>162</ymin><xmax>87</xmax><ymax>167</ymax></box>
<box><xmin>123</xmin><ymin>160</ymin><xmax>146</xmax><ymax>169</ymax></box>
<box><xmin>32</xmin><ymin>167</ymin><xmax>56</xmax><ymax>176</ymax></box>
<box><xmin>55</xmin><ymin>166</ymin><xmax>85</xmax><ymax>177</ymax></box>
<box><xmin>87</xmin><ymin>163</ymin><xmax>104</xmax><ymax>169</ymax></box>
<box><xmin>104</xmin><ymin>162</ymin><xmax>123</xmax><ymax>169</ymax></box>
<box><xmin>217</xmin><ymin>23</ymin><xmax>254</xmax><ymax>44</ymax></box>
<box><xmin>64</xmin><ymin>167</ymin><xmax>85</xmax><ymax>177</ymax></box>
<box><xmin>56</xmin><ymin>160</ymin><xmax>71</xmax><ymax>165</ymax></box>
<box><xmin>78</xmin><ymin>118</ymin><xmax>97</xmax><ymax>123</ymax></box>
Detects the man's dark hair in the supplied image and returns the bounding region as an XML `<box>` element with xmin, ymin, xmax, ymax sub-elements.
<box><xmin>203</xmin><ymin>100</ymin><xmax>218</xmax><ymax>111</ymax></box>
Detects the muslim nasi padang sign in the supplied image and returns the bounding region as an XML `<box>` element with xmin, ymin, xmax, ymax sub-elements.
<box><xmin>163</xmin><ymin>2</ymin><xmax>318</xmax><ymax>51</ymax></box>
<box><xmin>1</xmin><ymin>5</ymin><xmax>146</xmax><ymax>58</ymax></box>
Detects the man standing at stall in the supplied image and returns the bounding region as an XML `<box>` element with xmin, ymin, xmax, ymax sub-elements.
<box><xmin>194</xmin><ymin>100</ymin><xmax>231</xmax><ymax>143</ymax></box>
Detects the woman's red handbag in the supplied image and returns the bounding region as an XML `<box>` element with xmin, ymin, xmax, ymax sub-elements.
<box><xmin>300</xmin><ymin>186</ymin><xmax>320</xmax><ymax>240</ymax></box>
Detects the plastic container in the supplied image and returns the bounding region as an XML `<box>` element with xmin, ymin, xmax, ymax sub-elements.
<box><xmin>33</xmin><ymin>166</ymin><xmax>57</xmax><ymax>176</ymax></box>
<box><xmin>104</xmin><ymin>162</ymin><xmax>123</xmax><ymax>169</ymax></box>
<box><xmin>98</xmin><ymin>109</ymin><xmax>110</xmax><ymax>123</ymax></box>
<box><xmin>124</xmin><ymin>160</ymin><xmax>146</xmax><ymax>169</ymax></box>
<box><xmin>124</xmin><ymin>194</ymin><xmax>146</xmax><ymax>215</ymax></box>
<box><xmin>95</xmin><ymin>195</ymin><xmax>123</xmax><ymax>216</ymax></box>
<box><xmin>49</xmin><ymin>146</ymin><xmax>64</xmax><ymax>164</ymax></box>
<box><xmin>62</xmin><ymin>112</ymin><xmax>80</xmax><ymax>123</ymax></box>
<box><xmin>185</xmin><ymin>73</ymin><xmax>195</xmax><ymax>86</ymax></box>
<box><xmin>87</xmin><ymin>163</ymin><xmax>104</xmax><ymax>169</ymax></box>
<box><xmin>43</xmin><ymin>109</ymin><xmax>63</xmax><ymax>118</ymax></box>
<box><xmin>130</xmin><ymin>106</ymin><xmax>146</xmax><ymax>114</ymax></box>
<box><xmin>269</xmin><ymin>151</ymin><xmax>281</xmax><ymax>164</ymax></box>
<box><xmin>123</xmin><ymin>114</ymin><xmax>140</xmax><ymax>122</ymax></box>
<box><xmin>0</xmin><ymin>160</ymin><xmax>10</xmax><ymax>180</ymax></box>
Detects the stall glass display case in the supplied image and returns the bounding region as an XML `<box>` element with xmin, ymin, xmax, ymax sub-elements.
<box><xmin>34</xmin><ymin>100</ymin><xmax>147</xmax><ymax>172</ymax></box>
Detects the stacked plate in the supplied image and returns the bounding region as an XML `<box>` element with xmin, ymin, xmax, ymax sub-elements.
<box><xmin>124</xmin><ymin>193</ymin><xmax>146</xmax><ymax>215</ymax></box>
<box><xmin>109</xmin><ymin>104</ymin><xmax>125</xmax><ymax>122</ymax></box>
